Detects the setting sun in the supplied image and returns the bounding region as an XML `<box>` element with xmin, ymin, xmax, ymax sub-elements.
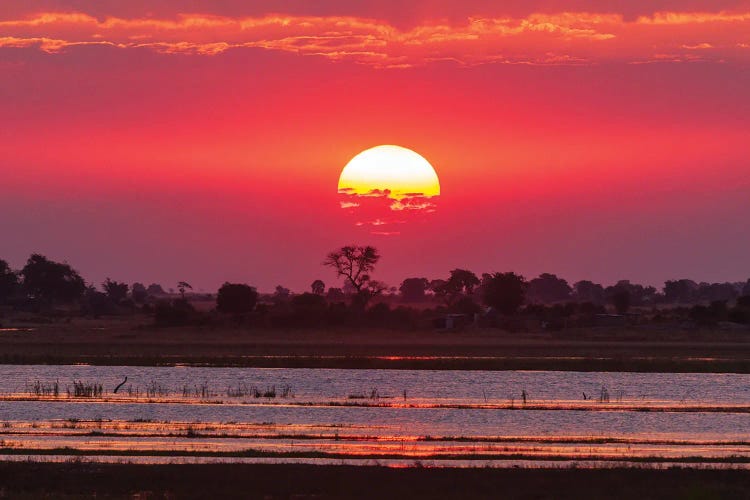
<box><xmin>338</xmin><ymin>145</ymin><xmax>440</xmax><ymax>200</ymax></box>
<box><xmin>2</xmin><ymin>1</ymin><xmax>750</xmax><ymax>493</ymax></box>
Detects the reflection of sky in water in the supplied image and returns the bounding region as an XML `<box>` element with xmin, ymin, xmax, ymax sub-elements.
<box><xmin>1</xmin><ymin>413</ymin><xmax>750</xmax><ymax>464</ymax></box>
<box><xmin>1</xmin><ymin>401</ymin><xmax>750</xmax><ymax>439</ymax></box>
<box><xmin>1</xmin><ymin>365</ymin><xmax>749</xmax><ymax>464</ymax></box>
<box><xmin>1</xmin><ymin>365</ymin><xmax>749</xmax><ymax>405</ymax></box>
<box><xmin>0</xmin><ymin>366</ymin><xmax>749</xmax><ymax>443</ymax></box>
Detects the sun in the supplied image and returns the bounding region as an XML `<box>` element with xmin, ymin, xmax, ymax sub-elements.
<box><xmin>338</xmin><ymin>145</ymin><xmax>440</xmax><ymax>200</ymax></box>
<box><xmin>337</xmin><ymin>145</ymin><xmax>440</xmax><ymax>233</ymax></box>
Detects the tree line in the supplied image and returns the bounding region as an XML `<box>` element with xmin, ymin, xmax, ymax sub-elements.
<box><xmin>2</xmin><ymin>248</ymin><xmax>750</xmax><ymax>329</ymax></box>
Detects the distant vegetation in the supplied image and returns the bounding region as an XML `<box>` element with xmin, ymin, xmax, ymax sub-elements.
<box><xmin>1</xmin><ymin>248</ymin><xmax>750</xmax><ymax>331</ymax></box>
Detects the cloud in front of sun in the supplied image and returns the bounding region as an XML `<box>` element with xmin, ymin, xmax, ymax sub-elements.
<box><xmin>338</xmin><ymin>145</ymin><xmax>440</xmax><ymax>234</ymax></box>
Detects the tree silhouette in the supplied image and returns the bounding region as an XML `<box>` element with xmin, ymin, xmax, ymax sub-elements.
<box><xmin>663</xmin><ymin>279</ymin><xmax>698</xmax><ymax>303</ymax></box>
<box><xmin>572</xmin><ymin>280</ymin><xmax>605</xmax><ymax>305</ymax></box>
<box><xmin>177</xmin><ymin>281</ymin><xmax>192</xmax><ymax>299</ymax></box>
<box><xmin>83</xmin><ymin>285</ymin><xmax>110</xmax><ymax>317</ymax></box>
<box><xmin>147</xmin><ymin>283</ymin><xmax>166</xmax><ymax>296</ymax></box>
<box><xmin>324</xmin><ymin>245</ymin><xmax>381</xmax><ymax>307</ymax></box>
<box><xmin>481</xmin><ymin>272</ymin><xmax>526</xmax><ymax>315</ymax></box>
<box><xmin>429</xmin><ymin>279</ymin><xmax>447</xmax><ymax>298</ymax></box>
<box><xmin>448</xmin><ymin>269</ymin><xmax>480</xmax><ymax>294</ymax></box>
<box><xmin>217</xmin><ymin>283</ymin><xmax>258</xmax><ymax>315</ymax></box>
<box><xmin>274</xmin><ymin>285</ymin><xmax>291</xmax><ymax>301</ymax></box>
<box><xmin>20</xmin><ymin>254</ymin><xmax>85</xmax><ymax>305</ymax></box>
<box><xmin>154</xmin><ymin>299</ymin><xmax>196</xmax><ymax>327</ymax></box>
<box><xmin>399</xmin><ymin>278</ymin><xmax>429</xmax><ymax>302</ymax></box>
<box><xmin>611</xmin><ymin>287</ymin><xmax>631</xmax><ymax>314</ymax></box>
<box><xmin>131</xmin><ymin>283</ymin><xmax>147</xmax><ymax>303</ymax></box>
<box><xmin>311</xmin><ymin>279</ymin><xmax>325</xmax><ymax>295</ymax></box>
<box><xmin>326</xmin><ymin>287</ymin><xmax>345</xmax><ymax>302</ymax></box>
<box><xmin>431</xmin><ymin>269</ymin><xmax>480</xmax><ymax>305</ymax></box>
<box><xmin>103</xmin><ymin>278</ymin><xmax>129</xmax><ymax>304</ymax></box>
<box><xmin>527</xmin><ymin>273</ymin><xmax>572</xmax><ymax>304</ymax></box>
<box><xmin>0</xmin><ymin>259</ymin><xmax>18</xmax><ymax>305</ymax></box>
<box><xmin>696</xmin><ymin>282</ymin><xmax>739</xmax><ymax>303</ymax></box>
<box><xmin>605</xmin><ymin>280</ymin><xmax>657</xmax><ymax>307</ymax></box>
<box><xmin>290</xmin><ymin>292</ymin><xmax>328</xmax><ymax>326</ymax></box>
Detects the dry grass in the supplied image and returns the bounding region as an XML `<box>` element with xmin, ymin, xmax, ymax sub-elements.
<box><xmin>0</xmin><ymin>318</ymin><xmax>749</xmax><ymax>372</ymax></box>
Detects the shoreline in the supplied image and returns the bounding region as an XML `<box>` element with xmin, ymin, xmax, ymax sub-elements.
<box><xmin>2</xmin><ymin>323</ymin><xmax>750</xmax><ymax>372</ymax></box>
<box><xmin>0</xmin><ymin>462</ymin><xmax>749</xmax><ymax>499</ymax></box>
<box><xmin>1</xmin><ymin>354</ymin><xmax>750</xmax><ymax>373</ymax></box>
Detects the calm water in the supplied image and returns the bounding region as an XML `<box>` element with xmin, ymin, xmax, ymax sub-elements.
<box><xmin>1</xmin><ymin>365</ymin><xmax>749</xmax><ymax>465</ymax></box>
<box><xmin>3</xmin><ymin>365</ymin><xmax>749</xmax><ymax>404</ymax></box>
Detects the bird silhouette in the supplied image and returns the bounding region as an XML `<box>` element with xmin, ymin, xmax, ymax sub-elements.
<box><xmin>114</xmin><ymin>376</ymin><xmax>128</xmax><ymax>393</ymax></box>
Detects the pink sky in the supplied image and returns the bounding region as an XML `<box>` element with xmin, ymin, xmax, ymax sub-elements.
<box><xmin>1</xmin><ymin>1</ymin><xmax>749</xmax><ymax>292</ymax></box>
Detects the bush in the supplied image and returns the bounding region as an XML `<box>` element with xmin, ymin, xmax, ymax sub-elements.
<box><xmin>481</xmin><ymin>272</ymin><xmax>526</xmax><ymax>315</ymax></box>
<box><xmin>154</xmin><ymin>299</ymin><xmax>197</xmax><ymax>327</ymax></box>
<box><xmin>290</xmin><ymin>293</ymin><xmax>328</xmax><ymax>327</ymax></box>
<box><xmin>217</xmin><ymin>283</ymin><xmax>258</xmax><ymax>315</ymax></box>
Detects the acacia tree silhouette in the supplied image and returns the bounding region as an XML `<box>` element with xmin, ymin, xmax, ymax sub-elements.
<box><xmin>177</xmin><ymin>281</ymin><xmax>192</xmax><ymax>300</ymax></box>
<box><xmin>324</xmin><ymin>245</ymin><xmax>382</xmax><ymax>308</ymax></box>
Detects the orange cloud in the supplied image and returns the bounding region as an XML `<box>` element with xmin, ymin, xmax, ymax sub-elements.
<box><xmin>636</xmin><ymin>11</ymin><xmax>750</xmax><ymax>25</ymax></box>
<box><xmin>1</xmin><ymin>10</ymin><xmax>749</xmax><ymax>65</ymax></box>
<box><xmin>681</xmin><ymin>43</ymin><xmax>714</xmax><ymax>49</ymax></box>
<box><xmin>0</xmin><ymin>36</ymin><xmax>122</xmax><ymax>53</ymax></box>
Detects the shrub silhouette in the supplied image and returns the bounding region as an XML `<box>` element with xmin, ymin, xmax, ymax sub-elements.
<box><xmin>217</xmin><ymin>283</ymin><xmax>258</xmax><ymax>315</ymax></box>
<box><xmin>481</xmin><ymin>272</ymin><xmax>526</xmax><ymax>315</ymax></box>
<box><xmin>154</xmin><ymin>299</ymin><xmax>196</xmax><ymax>327</ymax></box>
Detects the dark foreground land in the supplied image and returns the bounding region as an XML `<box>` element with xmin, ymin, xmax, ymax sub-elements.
<box><xmin>1</xmin><ymin>319</ymin><xmax>750</xmax><ymax>372</ymax></box>
<box><xmin>0</xmin><ymin>462</ymin><xmax>749</xmax><ymax>499</ymax></box>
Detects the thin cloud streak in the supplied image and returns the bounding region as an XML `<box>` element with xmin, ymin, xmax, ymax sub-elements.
<box><xmin>2</xmin><ymin>10</ymin><xmax>750</xmax><ymax>65</ymax></box>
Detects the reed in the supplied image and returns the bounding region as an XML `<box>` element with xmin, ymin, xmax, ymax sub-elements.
<box><xmin>262</xmin><ymin>386</ymin><xmax>276</xmax><ymax>398</ymax></box>
<box><xmin>193</xmin><ymin>382</ymin><xmax>210</xmax><ymax>398</ymax></box>
<box><xmin>226</xmin><ymin>382</ymin><xmax>250</xmax><ymax>398</ymax></box>
<box><xmin>27</xmin><ymin>380</ymin><xmax>60</xmax><ymax>397</ymax></box>
<box><xmin>348</xmin><ymin>388</ymin><xmax>380</xmax><ymax>400</ymax></box>
<box><xmin>146</xmin><ymin>380</ymin><xmax>170</xmax><ymax>398</ymax></box>
<box><xmin>67</xmin><ymin>380</ymin><xmax>103</xmax><ymax>398</ymax></box>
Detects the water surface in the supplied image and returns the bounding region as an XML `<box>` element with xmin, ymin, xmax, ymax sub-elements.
<box><xmin>1</xmin><ymin>365</ymin><xmax>748</xmax><ymax>466</ymax></box>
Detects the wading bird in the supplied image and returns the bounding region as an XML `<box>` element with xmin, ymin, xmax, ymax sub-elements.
<box><xmin>114</xmin><ymin>376</ymin><xmax>128</xmax><ymax>393</ymax></box>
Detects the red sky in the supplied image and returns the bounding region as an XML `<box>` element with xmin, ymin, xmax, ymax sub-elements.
<box><xmin>1</xmin><ymin>0</ymin><xmax>749</xmax><ymax>292</ymax></box>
